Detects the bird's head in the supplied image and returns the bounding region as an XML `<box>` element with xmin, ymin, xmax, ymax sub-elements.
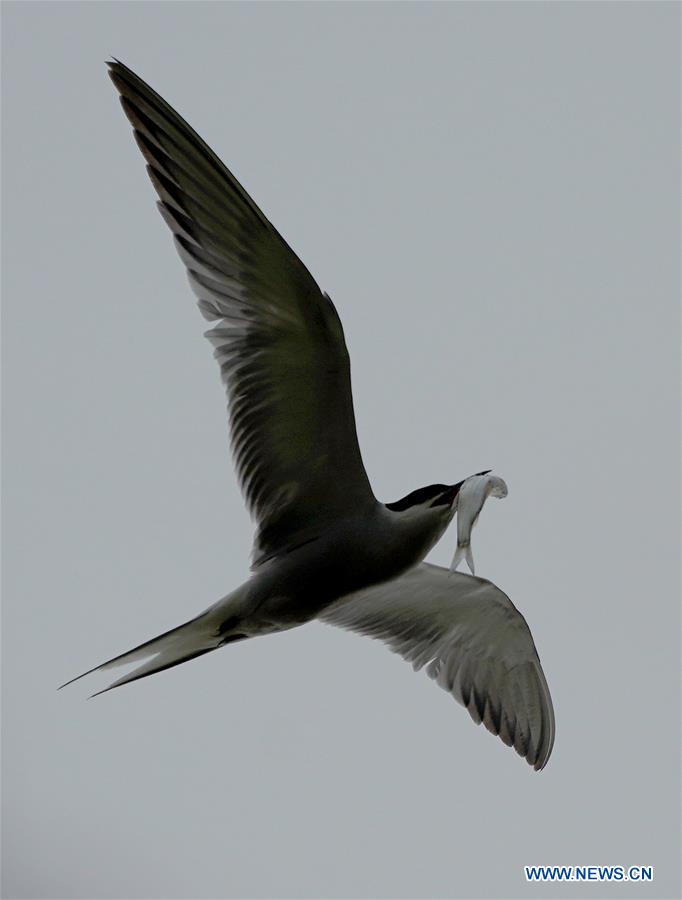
<box><xmin>384</xmin><ymin>481</ymin><xmax>466</xmax><ymax>559</ymax></box>
<box><xmin>384</xmin><ymin>472</ymin><xmax>492</xmax><ymax>562</ymax></box>
<box><xmin>385</xmin><ymin>481</ymin><xmax>465</xmax><ymax>520</ymax></box>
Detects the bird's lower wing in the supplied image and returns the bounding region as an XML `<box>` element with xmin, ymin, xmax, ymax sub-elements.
<box><xmin>319</xmin><ymin>563</ymin><xmax>555</xmax><ymax>770</ymax></box>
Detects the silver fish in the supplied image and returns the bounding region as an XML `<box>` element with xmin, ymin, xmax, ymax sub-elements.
<box><xmin>450</xmin><ymin>473</ymin><xmax>508</xmax><ymax>574</ymax></box>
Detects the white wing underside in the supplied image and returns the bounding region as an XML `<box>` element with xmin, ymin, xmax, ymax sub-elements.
<box><xmin>320</xmin><ymin>563</ymin><xmax>555</xmax><ymax>770</ymax></box>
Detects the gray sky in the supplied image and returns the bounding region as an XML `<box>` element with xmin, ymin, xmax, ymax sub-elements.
<box><xmin>2</xmin><ymin>2</ymin><xmax>680</xmax><ymax>898</ymax></box>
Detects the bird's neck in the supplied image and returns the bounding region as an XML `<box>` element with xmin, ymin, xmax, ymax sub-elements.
<box><xmin>382</xmin><ymin>505</ymin><xmax>453</xmax><ymax>570</ymax></box>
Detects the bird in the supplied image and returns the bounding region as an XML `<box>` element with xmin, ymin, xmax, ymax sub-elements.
<box><xmin>60</xmin><ymin>60</ymin><xmax>555</xmax><ymax>771</ymax></box>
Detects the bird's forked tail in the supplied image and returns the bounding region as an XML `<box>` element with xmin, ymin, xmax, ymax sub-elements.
<box><xmin>58</xmin><ymin>607</ymin><xmax>245</xmax><ymax>697</ymax></box>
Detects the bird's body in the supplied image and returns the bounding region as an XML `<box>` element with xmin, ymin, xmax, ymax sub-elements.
<box><xmin>61</xmin><ymin>60</ymin><xmax>555</xmax><ymax>771</ymax></box>
<box><xmin>234</xmin><ymin>500</ymin><xmax>456</xmax><ymax>630</ymax></box>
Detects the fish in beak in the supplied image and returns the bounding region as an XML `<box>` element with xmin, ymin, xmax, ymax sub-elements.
<box><xmin>450</xmin><ymin>472</ymin><xmax>508</xmax><ymax>574</ymax></box>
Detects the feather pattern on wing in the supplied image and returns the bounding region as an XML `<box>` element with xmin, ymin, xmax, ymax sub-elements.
<box><xmin>319</xmin><ymin>563</ymin><xmax>555</xmax><ymax>770</ymax></box>
<box><xmin>107</xmin><ymin>61</ymin><xmax>375</xmax><ymax>566</ymax></box>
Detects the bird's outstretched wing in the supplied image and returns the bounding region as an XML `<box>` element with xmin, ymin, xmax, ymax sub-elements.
<box><xmin>319</xmin><ymin>563</ymin><xmax>555</xmax><ymax>770</ymax></box>
<box><xmin>107</xmin><ymin>61</ymin><xmax>375</xmax><ymax>565</ymax></box>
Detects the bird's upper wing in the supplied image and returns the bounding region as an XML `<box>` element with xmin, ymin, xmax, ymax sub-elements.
<box><xmin>319</xmin><ymin>563</ymin><xmax>555</xmax><ymax>770</ymax></box>
<box><xmin>107</xmin><ymin>61</ymin><xmax>375</xmax><ymax>565</ymax></box>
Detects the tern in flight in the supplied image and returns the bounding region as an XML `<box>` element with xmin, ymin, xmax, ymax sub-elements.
<box><xmin>61</xmin><ymin>61</ymin><xmax>555</xmax><ymax>771</ymax></box>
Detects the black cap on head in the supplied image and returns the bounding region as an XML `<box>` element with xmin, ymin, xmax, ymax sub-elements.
<box><xmin>387</xmin><ymin>481</ymin><xmax>464</xmax><ymax>512</ymax></box>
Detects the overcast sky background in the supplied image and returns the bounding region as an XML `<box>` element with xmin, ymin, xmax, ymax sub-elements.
<box><xmin>2</xmin><ymin>3</ymin><xmax>680</xmax><ymax>899</ymax></box>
